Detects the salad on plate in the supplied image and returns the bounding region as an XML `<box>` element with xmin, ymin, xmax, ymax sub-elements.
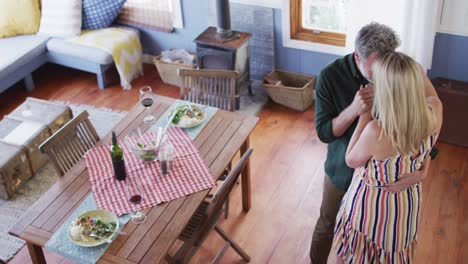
<box><xmin>169</xmin><ymin>104</ymin><xmax>206</xmax><ymax>128</ymax></box>
<box><xmin>68</xmin><ymin>210</ymin><xmax>118</xmax><ymax>247</ymax></box>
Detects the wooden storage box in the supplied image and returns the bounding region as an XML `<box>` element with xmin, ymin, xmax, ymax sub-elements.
<box><xmin>263</xmin><ymin>70</ymin><xmax>316</xmax><ymax>111</ymax></box>
<box><xmin>153</xmin><ymin>55</ymin><xmax>196</xmax><ymax>86</ymax></box>
<box><xmin>432</xmin><ymin>78</ymin><xmax>468</xmax><ymax>147</ymax></box>
<box><xmin>7</xmin><ymin>97</ymin><xmax>73</xmax><ymax>133</ymax></box>
<box><xmin>0</xmin><ymin>142</ymin><xmax>33</xmax><ymax>200</ymax></box>
<box><xmin>0</xmin><ymin>118</ymin><xmax>51</xmax><ymax>174</ymax></box>
<box><xmin>0</xmin><ymin>98</ymin><xmax>72</xmax><ymax>199</ymax></box>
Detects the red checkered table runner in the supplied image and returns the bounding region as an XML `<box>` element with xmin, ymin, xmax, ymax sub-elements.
<box><xmin>84</xmin><ymin>128</ymin><xmax>215</xmax><ymax>216</ymax></box>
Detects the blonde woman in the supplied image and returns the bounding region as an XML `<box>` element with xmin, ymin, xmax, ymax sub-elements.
<box><xmin>333</xmin><ymin>52</ymin><xmax>443</xmax><ymax>263</ymax></box>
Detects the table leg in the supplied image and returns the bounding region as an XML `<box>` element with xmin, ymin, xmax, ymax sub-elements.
<box><xmin>26</xmin><ymin>242</ymin><xmax>46</xmax><ymax>264</ymax></box>
<box><xmin>240</xmin><ymin>138</ymin><xmax>251</xmax><ymax>212</ymax></box>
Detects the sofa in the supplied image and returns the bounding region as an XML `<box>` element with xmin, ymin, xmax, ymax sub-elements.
<box><xmin>0</xmin><ymin>25</ymin><xmax>139</xmax><ymax>94</ymax></box>
<box><xmin>0</xmin><ymin>35</ymin><xmax>49</xmax><ymax>93</ymax></box>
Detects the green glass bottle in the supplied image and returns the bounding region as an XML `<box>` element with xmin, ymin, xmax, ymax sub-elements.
<box><xmin>110</xmin><ymin>131</ymin><xmax>126</xmax><ymax>181</ymax></box>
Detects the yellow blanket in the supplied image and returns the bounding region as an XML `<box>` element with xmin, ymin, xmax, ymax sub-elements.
<box><xmin>69</xmin><ymin>27</ymin><xmax>143</xmax><ymax>90</ymax></box>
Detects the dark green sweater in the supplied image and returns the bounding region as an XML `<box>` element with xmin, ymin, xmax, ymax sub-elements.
<box><xmin>314</xmin><ymin>53</ymin><xmax>369</xmax><ymax>191</ymax></box>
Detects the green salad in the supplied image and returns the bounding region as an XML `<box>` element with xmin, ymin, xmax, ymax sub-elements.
<box><xmin>70</xmin><ymin>216</ymin><xmax>117</xmax><ymax>241</ymax></box>
<box><xmin>170</xmin><ymin>105</ymin><xmax>205</xmax><ymax>126</ymax></box>
<box><xmin>135</xmin><ymin>141</ymin><xmax>158</xmax><ymax>161</ymax></box>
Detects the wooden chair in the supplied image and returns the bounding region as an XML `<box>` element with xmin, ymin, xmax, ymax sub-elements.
<box><xmin>179</xmin><ymin>68</ymin><xmax>240</xmax><ymax>218</ymax></box>
<box><xmin>178</xmin><ymin>69</ymin><xmax>239</xmax><ymax>112</ymax></box>
<box><xmin>39</xmin><ymin>111</ymin><xmax>100</xmax><ymax>176</ymax></box>
<box><xmin>167</xmin><ymin>148</ymin><xmax>253</xmax><ymax>264</ymax></box>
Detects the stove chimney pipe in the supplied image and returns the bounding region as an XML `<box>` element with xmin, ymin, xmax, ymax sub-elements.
<box><xmin>216</xmin><ymin>0</ymin><xmax>233</xmax><ymax>37</ymax></box>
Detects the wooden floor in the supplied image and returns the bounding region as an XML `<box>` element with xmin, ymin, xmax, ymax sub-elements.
<box><xmin>2</xmin><ymin>64</ymin><xmax>467</xmax><ymax>264</ymax></box>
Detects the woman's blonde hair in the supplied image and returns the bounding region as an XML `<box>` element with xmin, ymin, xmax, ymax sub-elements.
<box><xmin>372</xmin><ymin>52</ymin><xmax>434</xmax><ymax>155</ymax></box>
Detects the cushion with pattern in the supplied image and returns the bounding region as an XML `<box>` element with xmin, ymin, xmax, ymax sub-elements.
<box><xmin>82</xmin><ymin>0</ymin><xmax>126</xmax><ymax>30</ymax></box>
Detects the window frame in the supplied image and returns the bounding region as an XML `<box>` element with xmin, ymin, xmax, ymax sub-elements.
<box><xmin>172</xmin><ymin>0</ymin><xmax>184</xmax><ymax>28</ymax></box>
<box><xmin>118</xmin><ymin>0</ymin><xmax>184</xmax><ymax>31</ymax></box>
<box><xmin>290</xmin><ymin>0</ymin><xmax>346</xmax><ymax>47</ymax></box>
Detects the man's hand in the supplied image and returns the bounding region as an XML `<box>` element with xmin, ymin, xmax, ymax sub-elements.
<box><xmin>382</xmin><ymin>155</ymin><xmax>431</xmax><ymax>193</ymax></box>
<box><xmin>351</xmin><ymin>84</ymin><xmax>374</xmax><ymax>116</ymax></box>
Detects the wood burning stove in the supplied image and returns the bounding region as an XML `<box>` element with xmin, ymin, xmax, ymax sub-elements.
<box><xmin>194</xmin><ymin>0</ymin><xmax>252</xmax><ymax>109</ymax></box>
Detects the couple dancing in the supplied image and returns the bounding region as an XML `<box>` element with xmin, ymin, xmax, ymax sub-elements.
<box><xmin>311</xmin><ymin>22</ymin><xmax>443</xmax><ymax>263</ymax></box>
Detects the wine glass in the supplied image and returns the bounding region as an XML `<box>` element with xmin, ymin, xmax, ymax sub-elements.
<box><xmin>140</xmin><ymin>86</ymin><xmax>156</xmax><ymax>124</ymax></box>
<box><xmin>125</xmin><ymin>178</ymin><xmax>147</xmax><ymax>224</ymax></box>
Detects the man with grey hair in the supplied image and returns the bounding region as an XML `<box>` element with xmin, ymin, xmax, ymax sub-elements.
<box><xmin>310</xmin><ymin>22</ymin><xmax>423</xmax><ymax>263</ymax></box>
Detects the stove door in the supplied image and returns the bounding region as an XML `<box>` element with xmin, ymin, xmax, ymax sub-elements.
<box><xmin>196</xmin><ymin>46</ymin><xmax>235</xmax><ymax>70</ymax></box>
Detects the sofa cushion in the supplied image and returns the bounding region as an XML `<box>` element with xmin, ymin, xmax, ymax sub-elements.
<box><xmin>38</xmin><ymin>0</ymin><xmax>82</xmax><ymax>37</ymax></box>
<box><xmin>46</xmin><ymin>26</ymin><xmax>140</xmax><ymax>66</ymax></box>
<box><xmin>0</xmin><ymin>0</ymin><xmax>41</xmax><ymax>38</ymax></box>
<box><xmin>0</xmin><ymin>35</ymin><xmax>49</xmax><ymax>79</ymax></box>
<box><xmin>82</xmin><ymin>0</ymin><xmax>126</xmax><ymax>30</ymax></box>
<box><xmin>46</xmin><ymin>38</ymin><xmax>113</xmax><ymax>65</ymax></box>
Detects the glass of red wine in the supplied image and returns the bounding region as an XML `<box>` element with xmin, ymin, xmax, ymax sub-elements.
<box><xmin>140</xmin><ymin>86</ymin><xmax>156</xmax><ymax>124</ymax></box>
<box><xmin>125</xmin><ymin>178</ymin><xmax>147</xmax><ymax>224</ymax></box>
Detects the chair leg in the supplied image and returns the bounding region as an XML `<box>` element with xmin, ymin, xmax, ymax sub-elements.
<box><xmin>220</xmin><ymin>161</ymin><xmax>232</xmax><ymax>181</ymax></box>
<box><xmin>170</xmin><ymin>240</ymin><xmax>195</xmax><ymax>264</ymax></box>
<box><xmin>211</xmin><ymin>242</ymin><xmax>230</xmax><ymax>264</ymax></box>
<box><xmin>214</xmin><ymin>225</ymin><xmax>250</xmax><ymax>262</ymax></box>
<box><xmin>182</xmin><ymin>246</ymin><xmax>203</xmax><ymax>264</ymax></box>
<box><xmin>24</xmin><ymin>74</ymin><xmax>35</xmax><ymax>92</ymax></box>
<box><xmin>165</xmin><ymin>254</ymin><xmax>173</xmax><ymax>263</ymax></box>
<box><xmin>224</xmin><ymin>195</ymin><xmax>230</xmax><ymax>219</ymax></box>
<box><xmin>222</xmin><ymin>161</ymin><xmax>232</xmax><ymax>219</ymax></box>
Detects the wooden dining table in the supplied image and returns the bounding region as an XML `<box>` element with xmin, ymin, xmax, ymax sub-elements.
<box><xmin>9</xmin><ymin>95</ymin><xmax>258</xmax><ymax>264</ymax></box>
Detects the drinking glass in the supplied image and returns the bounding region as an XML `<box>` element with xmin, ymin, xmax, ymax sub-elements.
<box><xmin>158</xmin><ymin>141</ymin><xmax>175</xmax><ymax>176</ymax></box>
<box><xmin>140</xmin><ymin>86</ymin><xmax>156</xmax><ymax>124</ymax></box>
<box><xmin>125</xmin><ymin>178</ymin><xmax>147</xmax><ymax>224</ymax></box>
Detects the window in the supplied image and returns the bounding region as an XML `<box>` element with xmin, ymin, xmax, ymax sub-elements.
<box><xmin>290</xmin><ymin>0</ymin><xmax>350</xmax><ymax>47</ymax></box>
<box><xmin>118</xmin><ymin>0</ymin><xmax>183</xmax><ymax>32</ymax></box>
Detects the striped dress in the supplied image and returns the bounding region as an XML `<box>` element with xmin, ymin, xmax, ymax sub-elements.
<box><xmin>333</xmin><ymin>134</ymin><xmax>435</xmax><ymax>264</ymax></box>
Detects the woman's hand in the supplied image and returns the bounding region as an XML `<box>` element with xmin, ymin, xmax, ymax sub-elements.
<box><xmin>350</xmin><ymin>85</ymin><xmax>374</xmax><ymax>116</ymax></box>
<box><xmin>382</xmin><ymin>155</ymin><xmax>431</xmax><ymax>193</ymax></box>
<box><xmin>345</xmin><ymin>84</ymin><xmax>376</xmax><ymax>169</ymax></box>
<box><xmin>359</xmin><ymin>84</ymin><xmax>374</xmax><ymax>122</ymax></box>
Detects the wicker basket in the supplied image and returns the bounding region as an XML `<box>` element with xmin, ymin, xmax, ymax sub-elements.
<box><xmin>263</xmin><ymin>70</ymin><xmax>316</xmax><ymax>111</ymax></box>
<box><xmin>153</xmin><ymin>55</ymin><xmax>196</xmax><ymax>86</ymax></box>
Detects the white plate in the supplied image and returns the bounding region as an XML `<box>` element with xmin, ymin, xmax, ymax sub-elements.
<box><xmin>68</xmin><ymin>209</ymin><xmax>119</xmax><ymax>247</ymax></box>
<box><xmin>169</xmin><ymin>104</ymin><xmax>207</xmax><ymax>128</ymax></box>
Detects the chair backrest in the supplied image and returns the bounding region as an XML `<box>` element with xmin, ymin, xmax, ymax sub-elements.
<box><xmin>178</xmin><ymin>69</ymin><xmax>239</xmax><ymax>112</ymax></box>
<box><xmin>39</xmin><ymin>111</ymin><xmax>100</xmax><ymax>176</ymax></box>
<box><xmin>196</xmin><ymin>148</ymin><xmax>253</xmax><ymax>243</ymax></box>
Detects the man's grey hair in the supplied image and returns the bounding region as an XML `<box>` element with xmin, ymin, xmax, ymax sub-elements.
<box><xmin>355</xmin><ymin>22</ymin><xmax>401</xmax><ymax>59</ymax></box>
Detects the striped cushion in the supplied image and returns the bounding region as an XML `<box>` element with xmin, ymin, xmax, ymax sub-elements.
<box><xmin>82</xmin><ymin>0</ymin><xmax>126</xmax><ymax>30</ymax></box>
<box><xmin>38</xmin><ymin>0</ymin><xmax>82</xmax><ymax>37</ymax></box>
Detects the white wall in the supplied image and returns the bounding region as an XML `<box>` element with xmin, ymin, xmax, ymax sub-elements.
<box><xmin>438</xmin><ymin>0</ymin><xmax>468</xmax><ymax>37</ymax></box>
